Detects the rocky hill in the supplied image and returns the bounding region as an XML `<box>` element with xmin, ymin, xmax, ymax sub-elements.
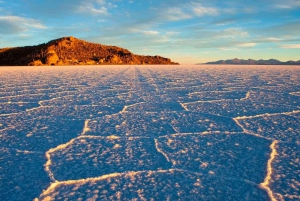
<box><xmin>201</xmin><ymin>58</ymin><xmax>300</xmax><ymax>65</ymax></box>
<box><xmin>0</xmin><ymin>36</ymin><xmax>179</xmax><ymax>66</ymax></box>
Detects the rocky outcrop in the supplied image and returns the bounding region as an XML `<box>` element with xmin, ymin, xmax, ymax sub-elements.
<box><xmin>0</xmin><ymin>36</ymin><xmax>179</xmax><ymax>66</ymax></box>
<box><xmin>45</xmin><ymin>50</ymin><xmax>59</xmax><ymax>65</ymax></box>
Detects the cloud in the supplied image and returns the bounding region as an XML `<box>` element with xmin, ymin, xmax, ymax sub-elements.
<box><xmin>3</xmin><ymin>0</ymin><xmax>112</xmax><ymax>18</ymax></box>
<box><xmin>0</xmin><ymin>16</ymin><xmax>47</xmax><ymax>34</ymax></box>
<box><xmin>219</xmin><ymin>47</ymin><xmax>240</xmax><ymax>51</ymax></box>
<box><xmin>142</xmin><ymin>30</ymin><xmax>159</xmax><ymax>35</ymax></box>
<box><xmin>265</xmin><ymin>37</ymin><xmax>282</xmax><ymax>42</ymax></box>
<box><xmin>159</xmin><ymin>2</ymin><xmax>219</xmax><ymax>22</ymax></box>
<box><xmin>222</xmin><ymin>28</ymin><xmax>249</xmax><ymax>38</ymax></box>
<box><xmin>275</xmin><ymin>5</ymin><xmax>294</xmax><ymax>9</ymax></box>
<box><xmin>77</xmin><ymin>1</ymin><xmax>108</xmax><ymax>15</ymax></box>
<box><xmin>280</xmin><ymin>44</ymin><xmax>300</xmax><ymax>48</ymax></box>
<box><xmin>191</xmin><ymin>3</ymin><xmax>218</xmax><ymax>16</ymax></box>
<box><xmin>274</xmin><ymin>0</ymin><xmax>300</xmax><ymax>9</ymax></box>
<box><xmin>165</xmin><ymin>31</ymin><xmax>180</xmax><ymax>36</ymax></box>
<box><xmin>237</xmin><ymin>43</ymin><xmax>256</xmax><ymax>47</ymax></box>
<box><xmin>163</xmin><ymin>7</ymin><xmax>192</xmax><ymax>21</ymax></box>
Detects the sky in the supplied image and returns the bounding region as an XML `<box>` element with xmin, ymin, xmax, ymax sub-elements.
<box><xmin>0</xmin><ymin>0</ymin><xmax>300</xmax><ymax>64</ymax></box>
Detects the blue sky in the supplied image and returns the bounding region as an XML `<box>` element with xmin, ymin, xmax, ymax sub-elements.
<box><xmin>0</xmin><ymin>0</ymin><xmax>299</xmax><ymax>64</ymax></box>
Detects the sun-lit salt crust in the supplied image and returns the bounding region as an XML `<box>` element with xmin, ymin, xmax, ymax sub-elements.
<box><xmin>120</xmin><ymin>102</ymin><xmax>145</xmax><ymax>113</ymax></box>
<box><xmin>154</xmin><ymin>138</ymin><xmax>171</xmax><ymax>163</ymax></box>
<box><xmin>37</xmin><ymin>168</ymin><xmax>265</xmax><ymax>200</ymax></box>
<box><xmin>81</xmin><ymin>119</ymin><xmax>91</xmax><ymax>135</ymax></box>
<box><xmin>1</xmin><ymin>65</ymin><xmax>299</xmax><ymax>201</ymax></box>
<box><xmin>259</xmin><ymin>140</ymin><xmax>278</xmax><ymax>201</ymax></box>
<box><xmin>235</xmin><ymin>110</ymin><xmax>300</xmax><ymax>120</ymax></box>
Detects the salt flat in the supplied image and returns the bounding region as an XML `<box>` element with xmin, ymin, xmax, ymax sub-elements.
<box><xmin>0</xmin><ymin>65</ymin><xmax>299</xmax><ymax>201</ymax></box>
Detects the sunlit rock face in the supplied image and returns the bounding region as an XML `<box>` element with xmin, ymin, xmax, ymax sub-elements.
<box><xmin>0</xmin><ymin>65</ymin><xmax>299</xmax><ymax>201</ymax></box>
<box><xmin>0</xmin><ymin>36</ymin><xmax>179</xmax><ymax>66</ymax></box>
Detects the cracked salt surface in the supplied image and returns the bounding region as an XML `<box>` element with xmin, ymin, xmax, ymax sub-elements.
<box><xmin>0</xmin><ymin>65</ymin><xmax>299</xmax><ymax>201</ymax></box>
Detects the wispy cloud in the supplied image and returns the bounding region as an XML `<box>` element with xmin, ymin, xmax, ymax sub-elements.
<box><xmin>162</xmin><ymin>7</ymin><xmax>192</xmax><ymax>21</ymax></box>
<box><xmin>275</xmin><ymin>5</ymin><xmax>294</xmax><ymax>9</ymax></box>
<box><xmin>280</xmin><ymin>44</ymin><xmax>300</xmax><ymax>48</ymax></box>
<box><xmin>0</xmin><ymin>16</ymin><xmax>47</xmax><ymax>34</ymax></box>
<box><xmin>219</xmin><ymin>47</ymin><xmax>240</xmax><ymax>51</ymax></box>
<box><xmin>237</xmin><ymin>43</ymin><xmax>256</xmax><ymax>47</ymax></box>
<box><xmin>274</xmin><ymin>0</ymin><xmax>300</xmax><ymax>9</ymax></box>
<box><xmin>160</xmin><ymin>2</ymin><xmax>219</xmax><ymax>22</ymax></box>
<box><xmin>221</xmin><ymin>28</ymin><xmax>249</xmax><ymax>38</ymax></box>
<box><xmin>142</xmin><ymin>30</ymin><xmax>160</xmax><ymax>35</ymax></box>
<box><xmin>77</xmin><ymin>1</ymin><xmax>108</xmax><ymax>15</ymax></box>
<box><xmin>191</xmin><ymin>2</ymin><xmax>218</xmax><ymax>16</ymax></box>
<box><xmin>265</xmin><ymin>37</ymin><xmax>282</xmax><ymax>42</ymax></box>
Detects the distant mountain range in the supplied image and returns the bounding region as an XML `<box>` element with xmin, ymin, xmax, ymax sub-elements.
<box><xmin>200</xmin><ymin>58</ymin><xmax>300</xmax><ymax>65</ymax></box>
<box><xmin>0</xmin><ymin>36</ymin><xmax>179</xmax><ymax>66</ymax></box>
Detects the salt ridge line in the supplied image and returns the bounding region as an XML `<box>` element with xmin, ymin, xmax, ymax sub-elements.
<box><xmin>289</xmin><ymin>91</ymin><xmax>300</xmax><ymax>96</ymax></box>
<box><xmin>0</xmin><ymin>101</ymin><xmax>36</xmax><ymax>104</ymax></box>
<box><xmin>179</xmin><ymin>103</ymin><xmax>189</xmax><ymax>111</ymax></box>
<box><xmin>187</xmin><ymin>90</ymin><xmax>233</xmax><ymax>96</ymax></box>
<box><xmin>38</xmin><ymin>170</ymin><xmax>173</xmax><ymax>199</ymax></box>
<box><xmin>154</xmin><ymin>138</ymin><xmax>171</xmax><ymax>163</ymax></box>
<box><xmin>233</xmin><ymin>118</ymin><xmax>270</xmax><ymax>140</ymax></box>
<box><xmin>0</xmin><ymin>147</ymin><xmax>44</xmax><ymax>154</ymax></box>
<box><xmin>25</xmin><ymin>105</ymin><xmax>52</xmax><ymax>112</ymax></box>
<box><xmin>120</xmin><ymin>102</ymin><xmax>145</xmax><ymax>113</ymax></box>
<box><xmin>0</xmin><ymin>93</ymin><xmax>52</xmax><ymax>99</ymax></box>
<box><xmin>0</xmin><ymin>112</ymin><xmax>22</xmax><ymax>116</ymax></box>
<box><xmin>182</xmin><ymin>90</ymin><xmax>252</xmax><ymax>104</ymax></box>
<box><xmin>240</xmin><ymin>91</ymin><xmax>251</xmax><ymax>101</ymax></box>
<box><xmin>160</xmin><ymin>131</ymin><xmax>241</xmax><ymax>138</ymax></box>
<box><xmin>235</xmin><ymin>110</ymin><xmax>300</xmax><ymax>120</ymax></box>
<box><xmin>36</xmin><ymin>168</ymin><xmax>262</xmax><ymax>201</ymax></box>
<box><xmin>181</xmin><ymin>98</ymin><xmax>245</xmax><ymax>104</ymax></box>
<box><xmin>78</xmin><ymin>135</ymin><xmax>152</xmax><ymax>140</ymax></box>
<box><xmin>256</xmin><ymin>100</ymin><xmax>300</xmax><ymax>109</ymax></box>
<box><xmin>81</xmin><ymin>119</ymin><xmax>91</xmax><ymax>135</ymax></box>
<box><xmin>38</xmin><ymin>95</ymin><xmax>75</xmax><ymax>106</ymax></box>
<box><xmin>259</xmin><ymin>140</ymin><xmax>278</xmax><ymax>201</ymax></box>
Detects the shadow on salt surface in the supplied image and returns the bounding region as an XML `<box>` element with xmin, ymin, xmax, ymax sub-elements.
<box><xmin>0</xmin><ymin>102</ymin><xmax>40</xmax><ymax>115</ymax></box>
<box><xmin>271</xmin><ymin>142</ymin><xmax>300</xmax><ymax>201</ymax></box>
<box><xmin>237</xmin><ymin>113</ymin><xmax>300</xmax><ymax>143</ymax></box>
<box><xmin>38</xmin><ymin>91</ymin><xmax>132</xmax><ymax>107</ymax></box>
<box><xmin>47</xmin><ymin>136</ymin><xmax>172</xmax><ymax>181</ymax></box>
<box><xmin>169</xmin><ymin>111</ymin><xmax>242</xmax><ymax>133</ymax></box>
<box><xmin>185</xmin><ymin>99</ymin><xmax>297</xmax><ymax>117</ymax></box>
<box><xmin>0</xmin><ymin>148</ymin><xmax>50</xmax><ymax>201</ymax></box>
<box><xmin>86</xmin><ymin>112</ymin><xmax>176</xmax><ymax>137</ymax></box>
<box><xmin>0</xmin><ymin>115</ymin><xmax>83</xmax><ymax>152</ymax></box>
<box><xmin>24</xmin><ymin>104</ymin><xmax>124</xmax><ymax>119</ymax></box>
<box><xmin>38</xmin><ymin>169</ymin><xmax>268</xmax><ymax>201</ymax></box>
<box><xmin>86</xmin><ymin>111</ymin><xmax>242</xmax><ymax>137</ymax></box>
<box><xmin>157</xmin><ymin>133</ymin><xmax>270</xmax><ymax>183</ymax></box>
